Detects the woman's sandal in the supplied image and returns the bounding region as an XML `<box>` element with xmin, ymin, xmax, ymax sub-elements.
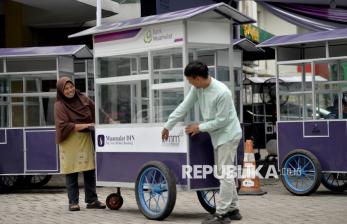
<box><xmin>69</xmin><ymin>204</ymin><xmax>80</xmax><ymax>211</ymax></box>
<box><xmin>86</xmin><ymin>200</ymin><xmax>106</xmax><ymax>209</ymax></box>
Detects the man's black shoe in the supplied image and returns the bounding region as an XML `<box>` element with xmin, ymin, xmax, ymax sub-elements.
<box><xmin>201</xmin><ymin>213</ymin><xmax>231</xmax><ymax>224</ymax></box>
<box><xmin>226</xmin><ymin>209</ymin><xmax>242</xmax><ymax>220</ymax></box>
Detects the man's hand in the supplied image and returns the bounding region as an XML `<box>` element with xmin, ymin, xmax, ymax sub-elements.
<box><xmin>185</xmin><ymin>123</ymin><xmax>200</xmax><ymax>136</ymax></box>
<box><xmin>162</xmin><ymin>128</ymin><xmax>169</xmax><ymax>141</ymax></box>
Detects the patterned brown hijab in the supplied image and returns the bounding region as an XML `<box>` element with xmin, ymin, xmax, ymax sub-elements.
<box><xmin>54</xmin><ymin>77</ymin><xmax>95</xmax><ymax>143</ymax></box>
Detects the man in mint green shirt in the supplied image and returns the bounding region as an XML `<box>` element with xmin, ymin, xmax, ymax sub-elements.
<box><xmin>162</xmin><ymin>61</ymin><xmax>242</xmax><ymax>224</ymax></box>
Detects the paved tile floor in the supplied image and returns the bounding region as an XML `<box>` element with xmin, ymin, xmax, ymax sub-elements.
<box><xmin>0</xmin><ymin>175</ymin><xmax>346</xmax><ymax>224</ymax></box>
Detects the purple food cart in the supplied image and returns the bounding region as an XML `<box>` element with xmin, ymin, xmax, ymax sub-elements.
<box><xmin>0</xmin><ymin>45</ymin><xmax>93</xmax><ymax>191</ymax></box>
<box><xmin>70</xmin><ymin>3</ymin><xmax>254</xmax><ymax>220</ymax></box>
<box><xmin>258</xmin><ymin>29</ymin><xmax>347</xmax><ymax>195</ymax></box>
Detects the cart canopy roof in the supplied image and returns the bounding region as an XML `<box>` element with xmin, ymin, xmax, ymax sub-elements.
<box><xmin>0</xmin><ymin>45</ymin><xmax>92</xmax><ymax>58</ymax></box>
<box><xmin>69</xmin><ymin>3</ymin><xmax>255</xmax><ymax>38</ymax></box>
<box><xmin>257</xmin><ymin>28</ymin><xmax>347</xmax><ymax>48</ymax></box>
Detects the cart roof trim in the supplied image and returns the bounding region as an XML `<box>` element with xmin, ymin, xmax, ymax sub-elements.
<box><xmin>245</xmin><ymin>75</ymin><xmax>326</xmax><ymax>84</ymax></box>
<box><xmin>234</xmin><ymin>38</ymin><xmax>265</xmax><ymax>52</ymax></box>
<box><xmin>257</xmin><ymin>28</ymin><xmax>347</xmax><ymax>48</ymax></box>
<box><xmin>69</xmin><ymin>3</ymin><xmax>255</xmax><ymax>38</ymax></box>
<box><xmin>0</xmin><ymin>45</ymin><xmax>92</xmax><ymax>58</ymax></box>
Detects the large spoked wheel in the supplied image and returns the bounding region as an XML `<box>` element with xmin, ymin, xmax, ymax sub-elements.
<box><xmin>135</xmin><ymin>161</ymin><xmax>176</xmax><ymax>220</ymax></box>
<box><xmin>281</xmin><ymin>149</ymin><xmax>321</xmax><ymax>196</ymax></box>
<box><xmin>321</xmin><ymin>173</ymin><xmax>347</xmax><ymax>192</ymax></box>
<box><xmin>24</xmin><ymin>175</ymin><xmax>52</xmax><ymax>187</ymax></box>
<box><xmin>196</xmin><ymin>190</ymin><xmax>219</xmax><ymax>214</ymax></box>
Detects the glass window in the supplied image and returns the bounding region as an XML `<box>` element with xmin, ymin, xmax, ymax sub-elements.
<box><xmin>172</xmin><ymin>54</ymin><xmax>183</xmax><ymax>68</ymax></box>
<box><xmin>152</xmin><ymin>49</ymin><xmax>184</xmax><ymax>84</ymax></box>
<box><xmin>315</xmin><ymin>92</ymin><xmax>338</xmax><ymax>119</ymax></box>
<box><xmin>217</xmin><ymin>66</ymin><xmax>230</xmax><ymax>82</ymax></box>
<box><xmin>0</xmin><ymin>79</ymin><xmax>9</xmax><ymax>93</ymax></box>
<box><xmin>11</xmin><ymin>80</ymin><xmax>23</xmax><ymax>93</ymax></box>
<box><xmin>75</xmin><ymin>78</ymin><xmax>86</xmax><ymax>93</ymax></box>
<box><xmin>24</xmin><ymin>76</ymin><xmax>58</xmax><ymax>93</ymax></box>
<box><xmin>280</xmin><ymin>94</ymin><xmax>312</xmax><ymax>120</ymax></box>
<box><xmin>197</xmin><ymin>51</ymin><xmax>214</xmax><ymax>66</ymax></box>
<box><xmin>0</xmin><ymin>97</ymin><xmax>8</xmax><ymax>127</ymax></box>
<box><xmin>98</xmin><ymin>54</ymin><xmax>148</xmax><ymax>78</ymax></box>
<box><xmin>6</xmin><ymin>58</ymin><xmax>56</xmax><ymax>72</ymax></box>
<box><xmin>153</xmin><ymin>89</ymin><xmax>183</xmax><ymax>123</ymax></box>
<box><xmin>99</xmin><ymin>81</ymin><xmax>149</xmax><ymax>124</ymax></box>
<box><xmin>154</xmin><ymin>55</ymin><xmax>170</xmax><ymax>70</ymax></box>
<box><xmin>26</xmin><ymin>97</ymin><xmax>40</xmax><ymax>126</ymax></box>
<box><xmin>74</xmin><ymin>61</ymin><xmax>86</xmax><ymax>73</ymax></box>
<box><xmin>0</xmin><ymin>59</ymin><xmax>3</xmax><ymax>73</ymax></box>
<box><xmin>153</xmin><ymin>69</ymin><xmax>184</xmax><ymax>84</ymax></box>
<box><xmin>140</xmin><ymin>57</ymin><xmax>148</xmax><ymax>72</ymax></box>
<box><xmin>12</xmin><ymin>97</ymin><xmax>24</xmax><ymax>127</ymax></box>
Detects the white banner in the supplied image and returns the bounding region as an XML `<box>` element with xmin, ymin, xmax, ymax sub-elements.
<box><xmin>95</xmin><ymin>126</ymin><xmax>188</xmax><ymax>153</ymax></box>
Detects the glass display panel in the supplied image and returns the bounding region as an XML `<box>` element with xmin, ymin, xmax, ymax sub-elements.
<box><xmin>153</xmin><ymin>89</ymin><xmax>184</xmax><ymax>123</ymax></box>
<box><xmin>0</xmin><ymin>79</ymin><xmax>9</xmax><ymax>93</ymax></box>
<box><xmin>99</xmin><ymin>81</ymin><xmax>149</xmax><ymax>124</ymax></box>
<box><xmin>0</xmin><ymin>98</ymin><xmax>8</xmax><ymax>127</ymax></box>
<box><xmin>280</xmin><ymin>94</ymin><xmax>312</xmax><ymax>120</ymax></box>
<box><xmin>25</xmin><ymin>97</ymin><xmax>55</xmax><ymax>126</ymax></box>
<box><xmin>12</xmin><ymin>97</ymin><xmax>23</xmax><ymax>127</ymax></box>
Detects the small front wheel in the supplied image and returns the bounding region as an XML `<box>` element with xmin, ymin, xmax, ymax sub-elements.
<box><xmin>280</xmin><ymin>149</ymin><xmax>321</xmax><ymax>196</ymax></box>
<box><xmin>135</xmin><ymin>161</ymin><xmax>176</xmax><ymax>220</ymax></box>
<box><xmin>106</xmin><ymin>193</ymin><xmax>123</xmax><ymax>210</ymax></box>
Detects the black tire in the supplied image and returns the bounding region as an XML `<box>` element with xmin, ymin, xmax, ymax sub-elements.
<box><xmin>0</xmin><ymin>175</ymin><xmax>21</xmax><ymax>192</ymax></box>
<box><xmin>106</xmin><ymin>193</ymin><xmax>124</xmax><ymax>210</ymax></box>
<box><xmin>280</xmin><ymin>149</ymin><xmax>321</xmax><ymax>196</ymax></box>
<box><xmin>196</xmin><ymin>190</ymin><xmax>218</xmax><ymax>214</ymax></box>
<box><xmin>24</xmin><ymin>175</ymin><xmax>52</xmax><ymax>187</ymax></box>
<box><xmin>321</xmin><ymin>173</ymin><xmax>347</xmax><ymax>192</ymax></box>
<box><xmin>135</xmin><ymin>161</ymin><xmax>176</xmax><ymax>220</ymax></box>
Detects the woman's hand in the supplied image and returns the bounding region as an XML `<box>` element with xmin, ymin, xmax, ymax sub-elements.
<box><xmin>74</xmin><ymin>123</ymin><xmax>94</xmax><ymax>131</ymax></box>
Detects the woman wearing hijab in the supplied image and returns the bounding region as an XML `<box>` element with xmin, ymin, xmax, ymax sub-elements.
<box><xmin>54</xmin><ymin>77</ymin><xmax>106</xmax><ymax>211</ymax></box>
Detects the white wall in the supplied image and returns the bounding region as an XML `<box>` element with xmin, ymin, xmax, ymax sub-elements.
<box><xmin>256</xmin><ymin>3</ymin><xmax>300</xmax><ymax>76</ymax></box>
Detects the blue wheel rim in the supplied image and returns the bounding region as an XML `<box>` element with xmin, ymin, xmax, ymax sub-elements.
<box><xmin>201</xmin><ymin>190</ymin><xmax>218</xmax><ymax>208</ymax></box>
<box><xmin>138</xmin><ymin>167</ymin><xmax>168</xmax><ymax>216</ymax></box>
<box><xmin>283</xmin><ymin>154</ymin><xmax>317</xmax><ymax>193</ymax></box>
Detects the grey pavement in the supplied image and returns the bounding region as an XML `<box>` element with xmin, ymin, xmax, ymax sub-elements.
<box><xmin>0</xmin><ymin>175</ymin><xmax>346</xmax><ymax>224</ymax></box>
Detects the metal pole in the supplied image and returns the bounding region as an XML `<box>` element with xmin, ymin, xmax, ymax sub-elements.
<box><xmin>97</xmin><ymin>0</ymin><xmax>102</xmax><ymax>27</ymax></box>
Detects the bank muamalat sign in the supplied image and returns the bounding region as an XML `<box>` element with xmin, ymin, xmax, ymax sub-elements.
<box><xmin>96</xmin><ymin>126</ymin><xmax>187</xmax><ymax>153</ymax></box>
<box><xmin>143</xmin><ymin>22</ymin><xmax>183</xmax><ymax>45</ymax></box>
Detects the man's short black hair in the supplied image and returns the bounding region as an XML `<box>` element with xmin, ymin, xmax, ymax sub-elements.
<box><xmin>184</xmin><ymin>61</ymin><xmax>209</xmax><ymax>79</ymax></box>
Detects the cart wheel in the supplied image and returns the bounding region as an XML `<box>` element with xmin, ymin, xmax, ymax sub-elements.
<box><xmin>106</xmin><ymin>193</ymin><xmax>123</xmax><ymax>210</ymax></box>
<box><xmin>0</xmin><ymin>175</ymin><xmax>20</xmax><ymax>192</ymax></box>
<box><xmin>24</xmin><ymin>175</ymin><xmax>52</xmax><ymax>187</ymax></box>
<box><xmin>135</xmin><ymin>161</ymin><xmax>176</xmax><ymax>220</ymax></box>
<box><xmin>281</xmin><ymin>149</ymin><xmax>321</xmax><ymax>196</ymax></box>
<box><xmin>196</xmin><ymin>190</ymin><xmax>219</xmax><ymax>214</ymax></box>
<box><xmin>321</xmin><ymin>173</ymin><xmax>347</xmax><ymax>192</ymax></box>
